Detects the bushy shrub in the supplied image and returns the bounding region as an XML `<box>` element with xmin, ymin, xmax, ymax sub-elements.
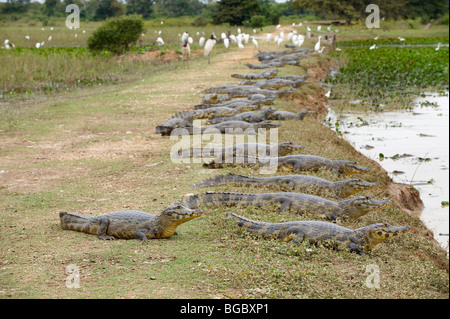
<box><xmin>249</xmin><ymin>15</ymin><xmax>266</xmax><ymax>29</ymax></box>
<box><xmin>87</xmin><ymin>15</ymin><xmax>144</xmax><ymax>55</ymax></box>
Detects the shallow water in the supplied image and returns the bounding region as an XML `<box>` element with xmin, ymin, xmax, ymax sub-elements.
<box><xmin>327</xmin><ymin>92</ymin><xmax>449</xmax><ymax>251</ymax></box>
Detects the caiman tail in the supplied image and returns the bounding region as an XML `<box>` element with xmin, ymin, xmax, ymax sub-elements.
<box><xmin>59</xmin><ymin>212</ymin><xmax>97</xmax><ymax>235</ymax></box>
<box><xmin>191</xmin><ymin>173</ymin><xmax>260</xmax><ymax>188</ymax></box>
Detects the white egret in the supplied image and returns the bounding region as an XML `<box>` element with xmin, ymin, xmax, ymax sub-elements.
<box><xmin>325</xmin><ymin>90</ymin><xmax>331</xmax><ymax>98</ymax></box>
<box><xmin>188</xmin><ymin>37</ymin><xmax>193</xmax><ymax>44</ymax></box>
<box><xmin>398</xmin><ymin>37</ymin><xmax>405</xmax><ymax>42</ymax></box>
<box><xmin>314</xmin><ymin>36</ymin><xmax>322</xmax><ymax>51</ymax></box>
<box><xmin>252</xmin><ymin>37</ymin><xmax>258</xmax><ymax>48</ymax></box>
<box><xmin>436</xmin><ymin>42</ymin><xmax>442</xmax><ymax>51</ymax></box>
<box><xmin>221</xmin><ymin>32</ymin><xmax>226</xmax><ymax>40</ymax></box>
<box><xmin>297</xmin><ymin>34</ymin><xmax>304</xmax><ymax>48</ymax></box>
<box><xmin>276</xmin><ymin>24</ymin><xmax>281</xmax><ymax>29</ymax></box>
<box><xmin>243</xmin><ymin>33</ymin><xmax>250</xmax><ymax>44</ymax></box>
<box><xmin>266</xmin><ymin>33</ymin><xmax>272</xmax><ymax>43</ymax></box>
<box><xmin>276</xmin><ymin>37</ymin><xmax>283</xmax><ymax>46</ymax></box>
<box><xmin>369</xmin><ymin>44</ymin><xmax>377</xmax><ymax>50</ymax></box>
<box><xmin>317</xmin><ymin>25</ymin><xmax>321</xmax><ymax>31</ymax></box>
<box><xmin>25</xmin><ymin>35</ymin><xmax>30</xmax><ymax>40</ymax></box>
<box><xmin>199</xmin><ymin>36</ymin><xmax>205</xmax><ymax>47</ymax></box>
<box><xmin>204</xmin><ymin>34</ymin><xmax>217</xmax><ymax>64</ymax></box>
<box><xmin>48</xmin><ymin>36</ymin><xmax>52</xmax><ymax>41</ymax></box>
<box><xmin>374</xmin><ymin>36</ymin><xmax>379</xmax><ymax>40</ymax></box>
<box><xmin>35</xmin><ymin>42</ymin><xmax>40</xmax><ymax>48</ymax></box>
<box><xmin>224</xmin><ymin>37</ymin><xmax>229</xmax><ymax>49</ymax></box>
<box><xmin>156</xmin><ymin>37</ymin><xmax>164</xmax><ymax>46</ymax></box>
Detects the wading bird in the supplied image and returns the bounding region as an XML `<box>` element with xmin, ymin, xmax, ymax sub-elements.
<box><xmin>204</xmin><ymin>34</ymin><xmax>216</xmax><ymax>64</ymax></box>
<box><xmin>314</xmin><ymin>36</ymin><xmax>322</xmax><ymax>51</ymax></box>
<box><xmin>182</xmin><ymin>41</ymin><xmax>190</xmax><ymax>62</ymax></box>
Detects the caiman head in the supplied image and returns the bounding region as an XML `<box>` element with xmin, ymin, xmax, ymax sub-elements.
<box><xmin>297</xmin><ymin>110</ymin><xmax>315</xmax><ymax>120</ymax></box>
<box><xmin>160</xmin><ymin>202</ymin><xmax>203</xmax><ymax>225</ymax></box>
<box><xmin>337</xmin><ymin>178</ymin><xmax>380</xmax><ymax>198</ymax></box>
<box><xmin>277</xmin><ymin>142</ymin><xmax>305</xmax><ymax>156</ymax></box>
<box><xmin>334</xmin><ymin>160</ymin><xmax>369</xmax><ymax>176</ymax></box>
<box><xmin>341</xmin><ymin>195</ymin><xmax>391</xmax><ymax>220</ymax></box>
<box><xmin>261</xmin><ymin>107</ymin><xmax>278</xmax><ymax>117</ymax></box>
<box><xmin>358</xmin><ymin>223</ymin><xmax>411</xmax><ymax>251</ymax></box>
<box><xmin>155</xmin><ymin>118</ymin><xmax>192</xmax><ymax>136</ymax></box>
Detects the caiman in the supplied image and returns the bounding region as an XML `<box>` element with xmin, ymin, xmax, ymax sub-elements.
<box><xmin>176</xmin><ymin>142</ymin><xmax>304</xmax><ymax>159</ymax></box>
<box><xmin>228</xmin><ymin>213</ymin><xmax>410</xmax><ymax>254</ymax></box>
<box><xmin>175</xmin><ymin>104</ymin><xmax>260</xmax><ymax>122</ymax></box>
<box><xmin>191</xmin><ymin>173</ymin><xmax>379</xmax><ymax>198</ymax></box>
<box><xmin>194</xmin><ymin>99</ymin><xmax>260</xmax><ymax>110</ymax></box>
<box><xmin>203</xmin><ymin>154</ymin><xmax>369</xmax><ymax>176</ymax></box>
<box><xmin>202</xmin><ymin>85</ymin><xmax>295</xmax><ymax>99</ymax></box>
<box><xmin>267</xmin><ymin>110</ymin><xmax>315</xmax><ymax>121</ymax></box>
<box><xmin>171</xmin><ymin>121</ymin><xmax>280</xmax><ymax>135</ymax></box>
<box><xmin>208</xmin><ymin>107</ymin><xmax>278</xmax><ymax>124</ymax></box>
<box><xmin>59</xmin><ymin>202</ymin><xmax>202</xmax><ymax>242</ymax></box>
<box><xmin>231</xmin><ymin>69</ymin><xmax>280</xmax><ymax>80</ymax></box>
<box><xmin>156</xmin><ymin>117</ymin><xmax>193</xmax><ymax>136</ymax></box>
<box><xmin>183</xmin><ymin>191</ymin><xmax>391</xmax><ymax>220</ymax></box>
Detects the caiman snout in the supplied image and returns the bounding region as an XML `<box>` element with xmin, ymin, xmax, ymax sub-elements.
<box><xmin>360</xmin><ymin>196</ymin><xmax>391</xmax><ymax>211</ymax></box>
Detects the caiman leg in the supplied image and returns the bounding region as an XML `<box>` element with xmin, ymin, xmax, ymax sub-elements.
<box><xmin>348</xmin><ymin>242</ymin><xmax>364</xmax><ymax>255</ymax></box>
<box><xmin>278</xmin><ymin>197</ymin><xmax>291</xmax><ymax>212</ymax></box>
<box><xmin>97</xmin><ymin>218</ymin><xmax>115</xmax><ymax>240</ymax></box>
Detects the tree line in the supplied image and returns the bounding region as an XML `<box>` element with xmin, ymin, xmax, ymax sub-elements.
<box><xmin>1</xmin><ymin>0</ymin><xmax>448</xmax><ymax>26</ymax></box>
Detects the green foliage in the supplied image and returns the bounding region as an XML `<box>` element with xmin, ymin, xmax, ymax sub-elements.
<box><xmin>126</xmin><ymin>0</ymin><xmax>154</xmax><ymax>18</ymax></box>
<box><xmin>249</xmin><ymin>15</ymin><xmax>265</xmax><ymax>29</ymax></box>
<box><xmin>94</xmin><ymin>0</ymin><xmax>126</xmax><ymax>21</ymax></box>
<box><xmin>154</xmin><ymin>0</ymin><xmax>205</xmax><ymax>18</ymax></box>
<box><xmin>191</xmin><ymin>16</ymin><xmax>208</xmax><ymax>27</ymax></box>
<box><xmin>213</xmin><ymin>0</ymin><xmax>262</xmax><ymax>26</ymax></box>
<box><xmin>328</xmin><ymin>43</ymin><xmax>449</xmax><ymax>107</ymax></box>
<box><xmin>88</xmin><ymin>15</ymin><xmax>144</xmax><ymax>55</ymax></box>
<box><xmin>1</xmin><ymin>0</ymin><xmax>29</xmax><ymax>14</ymax></box>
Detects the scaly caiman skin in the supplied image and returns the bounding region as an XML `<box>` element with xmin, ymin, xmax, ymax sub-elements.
<box><xmin>191</xmin><ymin>173</ymin><xmax>379</xmax><ymax>198</ymax></box>
<box><xmin>59</xmin><ymin>203</ymin><xmax>202</xmax><ymax>242</ymax></box>
<box><xmin>267</xmin><ymin>110</ymin><xmax>315</xmax><ymax>121</ymax></box>
<box><xmin>228</xmin><ymin>213</ymin><xmax>410</xmax><ymax>254</ymax></box>
<box><xmin>183</xmin><ymin>191</ymin><xmax>391</xmax><ymax>220</ymax></box>
<box><xmin>172</xmin><ymin>121</ymin><xmax>280</xmax><ymax>135</ymax></box>
<box><xmin>231</xmin><ymin>69</ymin><xmax>280</xmax><ymax>80</ymax></box>
<box><xmin>203</xmin><ymin>154</ymin><xmax>369</xmax><ymax>176</ymax></box>
<box><xmin>208</xmin><ymin>107</ymin><xmax>278</xmax><ymax>124</ymax></box>
<box><xmin>176</xmin><ymin>142</ymin><xmax>304</xmax><ymax>159</ymax></box>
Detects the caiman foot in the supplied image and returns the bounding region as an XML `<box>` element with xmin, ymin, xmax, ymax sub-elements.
<box><xmin>98</xmin><ymin>235</ymin><xmax>115</xmax><ymax>240</ymax></box>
